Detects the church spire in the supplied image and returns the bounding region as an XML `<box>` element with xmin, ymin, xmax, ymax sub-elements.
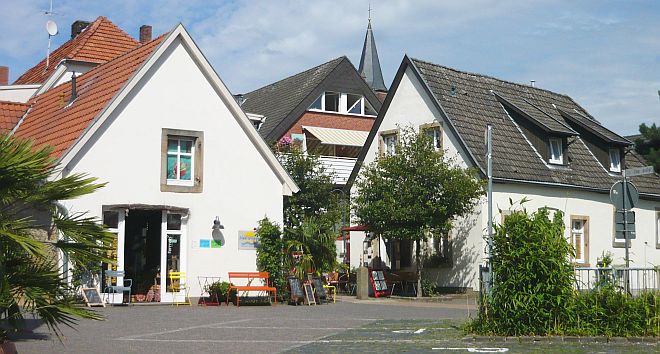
<box><xmin>358</xmin><ymin>6</ymin><xmax>387</xmax><ymax>92</ymax></box>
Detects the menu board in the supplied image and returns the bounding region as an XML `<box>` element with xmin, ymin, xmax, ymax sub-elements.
<box><xmin>371</xmin><ymin>270</ymin><xmax>388</xmax><ymax>292</ymax></box>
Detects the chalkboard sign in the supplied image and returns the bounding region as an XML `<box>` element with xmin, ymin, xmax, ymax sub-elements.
<box><xmin>303</xmin><ymin>283</ymin><xmax>316</xmax><ymax>305</ymax></box>
<box><xmin>287</xmin><ymin>277</ymin><xmax>304</xmax><ymax>305</ymax></box>
<box><xmin>82</xmin><ymin>288</ymin><xmax>105</xmax><ymax>307</ymax></box>
<box><xmin>371</xmin><ymin>270</ymin><xmax>388</xmax><ymax>292</ymax></box>
<box><xmin>311</xmin><ymin>278</ymin><xmax>327</xmax><ymax>303</ymax></box>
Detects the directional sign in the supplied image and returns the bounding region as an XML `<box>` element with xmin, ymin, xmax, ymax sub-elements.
<box><xmin>610</xmin><ymin>181</ymin><xmax>639</xmax><ymax>210</ymax></box>
<box><xmin>625</xmin><ymin>166</ymin><xmax>654</xmax><ymax>177</ymax></box>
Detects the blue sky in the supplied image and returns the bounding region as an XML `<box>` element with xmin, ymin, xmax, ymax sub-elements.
<box><xmin>1</xmin><ymin>0</ymin><xmax>658</xmax><ymax>135</ymax></box>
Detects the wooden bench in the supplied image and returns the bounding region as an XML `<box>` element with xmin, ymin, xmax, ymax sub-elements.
<box><xmin>227</xmin><ymin>272</ymin><xmax>277</xmax><ymax>307</ymax></box>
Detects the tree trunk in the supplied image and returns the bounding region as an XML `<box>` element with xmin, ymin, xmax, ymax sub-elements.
<box><xmin>415</xmin><ymin>239</ymin><xmax>422</xmax><ymax>298</ymax></box>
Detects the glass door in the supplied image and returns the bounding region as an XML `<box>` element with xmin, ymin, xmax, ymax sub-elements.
<box><xmin>160</xmin><ymin>211</ymin><xmax>187</xmax><ymax>302</ymax></box>
<box><xmin>101</xmin><ymin>210</ymin><xmax>125</xmax><ymax>304</ymax></box>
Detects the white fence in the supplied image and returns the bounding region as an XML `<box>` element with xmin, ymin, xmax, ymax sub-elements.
<box><xmin>318</xmin><ymin>156</ymin><xmax>357</xmax><ymax>185</ymax></box>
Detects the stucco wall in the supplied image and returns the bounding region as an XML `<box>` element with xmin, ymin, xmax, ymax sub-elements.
<box><xmin>63</xmin><ymin>38</ymin><xmax>285</xmax><ymax>298</ymax></box>
<box><xmin>0</xmin><ymin>85</ymin><xmax>38</xmax><ymax>102</ymax></box>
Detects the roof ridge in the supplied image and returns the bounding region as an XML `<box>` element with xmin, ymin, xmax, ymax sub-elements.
<box><xmin>409</xmin><ymin>57</ymin><xmax>575</xmax><ymax>101</ymax></box>
<box><xmin>67</xmin><ymin>16</ymin><xmax>105</xmax><ymax>59</ymax></box>
<box><xmin>245</xmin><ymin>56</ymin><xmax>346</xmax><ymax>95</ymax></box>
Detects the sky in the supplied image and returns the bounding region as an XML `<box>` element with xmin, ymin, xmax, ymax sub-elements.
<box><xmin>0</xmin><ymin>0</ymin><xmax>658</xmax><ymax>136</ymax></box>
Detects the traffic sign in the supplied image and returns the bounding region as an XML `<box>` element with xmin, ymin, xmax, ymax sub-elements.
<box><xmin>615</xmin><ymin>210</ymin><xmax>636</xmax><ymax>239</ymax></box>
<box><xmin>625</xmin><ymin>166</ymin><xmax>654</xmax><ymax>177</ymax></box>
<box><xmin>610</xmin><ymin>181</ymin><xmax>639</xmax><ymax>210</ymax></box>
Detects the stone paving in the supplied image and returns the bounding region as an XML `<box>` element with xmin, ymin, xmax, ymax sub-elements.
<box><xmin>11</xmin><ymin>297</ymin><xmax>472</xmax><ymax>353</ymax></box>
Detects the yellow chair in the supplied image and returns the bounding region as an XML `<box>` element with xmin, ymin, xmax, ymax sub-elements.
<box><xmin>169</xmin><ymin>271</ymin><xmax>191</xmax><ymax>306</ymax></box>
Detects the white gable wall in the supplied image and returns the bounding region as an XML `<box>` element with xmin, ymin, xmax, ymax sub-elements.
<box><xmin>351</xmin><ymin>66</ymin><xmax>485</xmax><ymax>289</ymax></box>
<box><xmin>64</xmin><ymin>37</ymin><xmax>284</xmax><ymax>297</ymax></box>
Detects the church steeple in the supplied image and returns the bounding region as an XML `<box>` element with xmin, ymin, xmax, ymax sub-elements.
<box><xmin>358</xmin><ymin>8</ymin><xmax>387</xmax><ymax>92</ymax></box>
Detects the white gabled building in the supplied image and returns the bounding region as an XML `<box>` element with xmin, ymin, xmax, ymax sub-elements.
<box><xmin>348</xmin><ymin>56</ymin><xmax>660</xmax><ymax>291</ymax></box>
<box><xmin>6</xmin><ymin>21</ymin><xmax>298</xmax><ymax>302</ymax></box>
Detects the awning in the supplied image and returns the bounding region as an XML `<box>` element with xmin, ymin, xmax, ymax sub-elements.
<box><xmin>341</xmin><ymin>225</ymin><xmax>370</xmax><ymax>232</ymax></box>
<box><xmin>303</xmin><ymin>126</ymin><xmax>369</xmax><ymax>147</ymax></box>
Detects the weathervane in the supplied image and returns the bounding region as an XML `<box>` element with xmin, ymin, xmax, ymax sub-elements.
<box><xmin>368</xmin><ymin>3</ymin><xmax>372</xmax><ymax>22</ymax></box>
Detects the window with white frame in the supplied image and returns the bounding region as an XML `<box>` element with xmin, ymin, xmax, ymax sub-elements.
<box><xmin>161</xmin><ymin>129</ymin><xmax>203</xmax><ymax>193</ymax></box>
<box><xmin>549</xmin><ymin>138</ymin><xmax>563</xmax><ymax>164</ymax></box>
<box><xmin>166</xmin><ymin>213</ymin><xmax>183</xmax><ymax>293</ymax></box>
<box><xmin>380</xmin><ymin>131</ymin><xmax>398</xmax><ymax>155</ymax></box>
<box><xmin>609</xmin><ymin>148</ymin><xmax>621</xmax><ymax>172</ymax></box>
<box><xmin>102</xmin><ymin>210</ymin><xmax>120</xmax><ymax>288</ymax></box>
<box><xmin>570</xmin><ymin>217</ymin><xmax>588</xmax><ymax>264</ymax></box>
<box><xmin>308</xmin><ymin>91</ymin><xmax>377</xmax><ymax>116</ymax></box>
<box><xmin>421</xmin><ymin>123</ymin><xmax>442</xmax><ymax>152</ymax></box>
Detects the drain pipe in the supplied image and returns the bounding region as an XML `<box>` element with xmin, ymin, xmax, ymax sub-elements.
<box><xmin>53</xmin><ymin>201</ymin><xmax>70</xmax><ymax>285</ymax></box>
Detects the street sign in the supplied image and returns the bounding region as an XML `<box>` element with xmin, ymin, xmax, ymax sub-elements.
<box><xmin>614</xmin><ymin>210</ymin><xmax>636</xmax><ymax>239</ymax></box>
<box><xmin>625</xmin><ymin>166</ymin><xmax>654</xmax><ymax>177</ymax></box>
<box><xmin>610</xmin><ymin>181</ymin><xmax>639</xmax><ymax>210</ymax></box>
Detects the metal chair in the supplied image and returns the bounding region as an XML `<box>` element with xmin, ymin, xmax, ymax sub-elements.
<box><xmin>169</xmin><ymin>271</ymin><xmax>191</xmax><ymax>306</ymax></box>
<box><xmin>104</xmin><ymin>270</ymin><xmax>132</xmax><ymax>305</ymax></box>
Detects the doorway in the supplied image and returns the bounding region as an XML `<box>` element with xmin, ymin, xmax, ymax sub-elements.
<box><xmin>124</xmin><ymin>210</ymin><xmax>162</xmax><ymax>300</ymax></box>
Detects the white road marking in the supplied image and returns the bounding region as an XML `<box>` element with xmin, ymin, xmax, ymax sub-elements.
<box><xmin>392</xmin><ymin>328</ymin><xmax>427</xmax><ymax>334</ymax></box>
<box><xmin>414</xmin><ymin>328</ymin><xmax>426</xmax><ymax>334</ymax></box>
<box><xmin>118</xmin><ymin>318</ymin><xmax>252</xmax><ymax>340</ymax></box>
<box><xmin>432</xmin><ymin>348</ymin><xmax>509</xmax><ymax>353</ymax></box>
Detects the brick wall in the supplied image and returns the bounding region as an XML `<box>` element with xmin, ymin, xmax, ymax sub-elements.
<box><xmin>282</xmin><ymin>111</ymin><xmax>375</xmax><ymax>138</ymax></box>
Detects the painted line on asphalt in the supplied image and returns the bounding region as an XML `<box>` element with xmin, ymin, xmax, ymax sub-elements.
<box><xmin>207</xmin><ymin>326</ymin><xmax>355</xmax><ymax>330</ymax></box>
<box><xmin>117</xmin><ymin>338</ymin><xmax>453</xmax><ymax>344</ymax></box>
<box><xmin>432</xmin><ymin>348</ymin><xmax>509</xmax><ymax>353</ymax></box>
<box><xmin>118</xmin><ymin>318</ymin><xmax>253</xmax><ymax>340</ymax></box>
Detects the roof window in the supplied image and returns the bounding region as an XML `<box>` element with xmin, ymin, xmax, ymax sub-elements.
<box><xmin>549</xmin><ymin>138</ymin><xmax>563</xmax><ymax>165</ymax></box>
<box><xmin>609</xmin><ymin>148</ymin><xmax>621</xmax><ymax>172</ymax></box>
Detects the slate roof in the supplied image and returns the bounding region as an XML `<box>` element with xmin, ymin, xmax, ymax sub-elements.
<box><xmin>358</xmin><ymin>20</ymin><xmax>387</xmax><ymax>92</ymax></box>
<box><xmin>14</xmin><ymin>16</ymin><xmax>139</xmax><ymax>85</ymax></box>
<box><xmin>13</xmin><ymin>34</ymin><xmax>166</xmax><ymax>158</ymax></box>
<box><xmin>350</xmin><ymin>56</ymin><xmax>660</xmax><ymax>197</ymax></box>
<box><xmin>0</xmin><ymin>101</ymin><xmax>28</xmax><ymax>131</ymax></box>
<box><xmin>559</xmin><ymin>109</ymin><xmax>631</xmax><ymax>145</ymax></box>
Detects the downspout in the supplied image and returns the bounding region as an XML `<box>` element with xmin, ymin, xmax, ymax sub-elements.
<box><xmin>53</xmin><ymin>201</ymin><xmax>70</xmax><ymax>285</ymax></box>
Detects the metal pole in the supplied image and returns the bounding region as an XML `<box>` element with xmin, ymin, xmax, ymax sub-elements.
<box><xmin>623</xmin><ymin>169</ymin><xmax>630</xmax><ymax>294</ymax></box>
<box><xmin>486</xmin><ymin>125</ymin><xmax>493</xmax><ymax>285</ymax></box>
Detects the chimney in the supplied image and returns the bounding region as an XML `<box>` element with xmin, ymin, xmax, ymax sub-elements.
<box><xmin>71</xmin><ymin>20</ymin><xmax>91</xmax><ymax>39</ymax></box>
<box><xmin>0</xmin><ymin>66</ymin><xmax>8</xmax><ymax>86</ymax></box>
<box><xmin>139</xmin><ymin>25</ymin><xmax>152</xmax><ymax>43</ymax></box>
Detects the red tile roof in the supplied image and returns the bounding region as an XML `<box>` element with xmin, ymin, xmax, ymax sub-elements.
<box><xmin>13</xmin><ymin>34</ymin><xmax>166</xmax><ymax>159</ymax></box>
<box><xmin>14</xmin><ymin>16</ymin><xmax>139</xmax><ymax>85</ymax></box>
<box><xmin>0</xmin><ymin>100</ymin><xmax>29</xmax><ymax>131</ymax></box>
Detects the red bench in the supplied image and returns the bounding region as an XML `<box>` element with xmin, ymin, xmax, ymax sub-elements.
<box><xmin>227</xmin><ymin>272</ymin><xmax>277</xmax><ymax>307</ymax></box>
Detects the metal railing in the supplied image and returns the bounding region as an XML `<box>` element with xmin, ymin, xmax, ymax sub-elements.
<box><xmin>574</xmin><ymin>267</ymin><xmax>659</xmax><ymax>295</ymax></box>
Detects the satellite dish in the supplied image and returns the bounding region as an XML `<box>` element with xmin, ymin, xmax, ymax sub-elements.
<box><xmin>46</xmin><ymin>20</ymin><xmax>58</xmax><ymax>36</ymax></box>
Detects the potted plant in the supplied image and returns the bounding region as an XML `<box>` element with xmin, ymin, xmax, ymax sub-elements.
<box><xmin>205</xmin><ymin>281</ymin><xmax>232</xmax><ymax>304</ymax></box>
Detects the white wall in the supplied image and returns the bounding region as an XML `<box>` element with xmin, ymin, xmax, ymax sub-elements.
<box><xmin>0</xmin><ymin>85</ymin><xmax>38</xmax><ymax>102</ymax></box>
<box><xmin>491</xmin><ymin>183</ymin><xmax>660</xmax><ymax>268</ymax></box>
<box><xmin>64</xmin><ymin>37</ymin><xmax>285</xmax><ymax>298</ymax></box>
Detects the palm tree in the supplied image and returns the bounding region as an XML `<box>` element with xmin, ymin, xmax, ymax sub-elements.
<box><xmin>0</xmin><ymin>133</ymin><xmax>114</xmax><ymax>341</ymax></box>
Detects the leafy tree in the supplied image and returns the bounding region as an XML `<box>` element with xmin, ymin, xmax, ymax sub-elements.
<box><xmin>0</xmin><ymin>134</ymin><xmax>114</xmax><ymax>341</ymax></box>
<box><xmin>634</xmin><ymin>123</ymin><xmax>660</xmax><ymax>173</ymax></box>
<box><xmin>255</xmin><ymin>217</ymin><xmax>284</xmax><ymax>294</ymax></box>
<box><xmin>275</xmin><ymin>141</ymin><xmax>340</xmax><ymax>276</ymax></box>
<box><xmin>353</xmin><ymin>127</ymin><xmax>484</xmax><ymax>296</ymax></box>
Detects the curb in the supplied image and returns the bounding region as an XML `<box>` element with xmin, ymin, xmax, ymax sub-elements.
<box><xmin>462</xmin><ymin>335</ymin><xmax>659</xmax><ymax>344</ymax></box>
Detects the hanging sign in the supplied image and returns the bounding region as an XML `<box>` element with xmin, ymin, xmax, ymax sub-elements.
<box><xmin>238</xmin><ymin>230</ymin><xmax>259</xmax><ymax>250</ymax></box>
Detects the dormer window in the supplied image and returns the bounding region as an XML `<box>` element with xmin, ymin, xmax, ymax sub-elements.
<box><xmin>609</xmin><ymin>148</ymin><xmax>621</xmax><ymax>172</ymax></box>
<box><xmin>549</xmin><ymin>138</ymin><xmax>563</xmax><ymax>164</ymax></box>
<box><xmin>308</xmin><ymin>92</ymin><xmax>377</xmax><ymax>116</ymax></box>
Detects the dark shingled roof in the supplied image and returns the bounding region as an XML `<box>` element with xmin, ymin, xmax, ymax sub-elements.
<box><xmin>409</xmin><ymin>57</ymin><xmax>659</xmax><ymax>197</ymax></box>
<box><xmin>559</xmin><ymin>109</ymin><xmax>632</xmax><ymax>145</ymax></box>
<box><xmin>241</xmin><ymin>57</ymin><xmax>345</xmax><ymax>140</ymax></box>
<box><xmin>348</xmin><ymin>56</ymin><xmax>660</xmax><ymax>197</ymax></box>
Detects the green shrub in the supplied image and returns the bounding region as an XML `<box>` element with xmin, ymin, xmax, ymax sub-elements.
<box><xmin>205</xmin><ymin>281</ymin><xmax>232</xmax><ymax>301</ymax></box>
<box><xmin>255</xmin><ymin>218</ymin><xmax>285</xmax><ymax>296</ymax></box>
<box><xmin>468</xmin><ymin>203</ymin><xmax>660</xmax><ymax>337</ymax></box>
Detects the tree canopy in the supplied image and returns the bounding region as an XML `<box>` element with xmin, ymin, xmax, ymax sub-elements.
<box><xmin>634</xmin><ymin>123</ymin><xmax>660</xmax><ymax>173</ymax></box>
<box><xmin>353</xmin><ymin>127</ymin><xmax>484</xmax><ymax>242</ymax></box>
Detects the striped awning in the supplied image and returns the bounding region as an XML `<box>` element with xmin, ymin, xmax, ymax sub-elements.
<box><xmin>302</xmin><ymin>126</ymin><xmax>369</xmax><ymax>147</ymax></box>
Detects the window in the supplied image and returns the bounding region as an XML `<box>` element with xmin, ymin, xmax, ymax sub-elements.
<box><xmin>609</xmin><ymin>148</ymin><xmax>621</xmax><ymax>172</ymax></box>
<box><xmin>307</xmin><ymin>92</ymin><xmax>376</xmax><ymax>116</ymax></box>
<box><xmin>549</xmin><ymin>138</ymin><xmax>563</xmax><ymax>164</ymax></box>
<box><xmin>570</xmin><ymin>217</ymin><xmax>589</xmax><ymax>264</ymax></box>
<box><xmin>325</xmin><ymin>92</ymin><xmax>340</xmax><ymax>112</ymax></box>
<box><xmin>166</xmin><ymin>213</ymin><xmax>182</xmax><ymax>293</ymax></box>
<box><xmin>420</xmin><ymin>122</ymin><xmax>442</xmax><ymax>152</ymax></box>
<box><xmin>102</xmin><ymin>211</ymin><xmax>120</xmax><ymax>288</ymax></box>
<box><xmin>379</xmin><ymin>130</ymin><xmax>398</xmax><ymax>155</ymax></box>
<box><xmin>161</xmin><ymin>129</ymin><xmax>203</xmax><ymax>193</ymax></box>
